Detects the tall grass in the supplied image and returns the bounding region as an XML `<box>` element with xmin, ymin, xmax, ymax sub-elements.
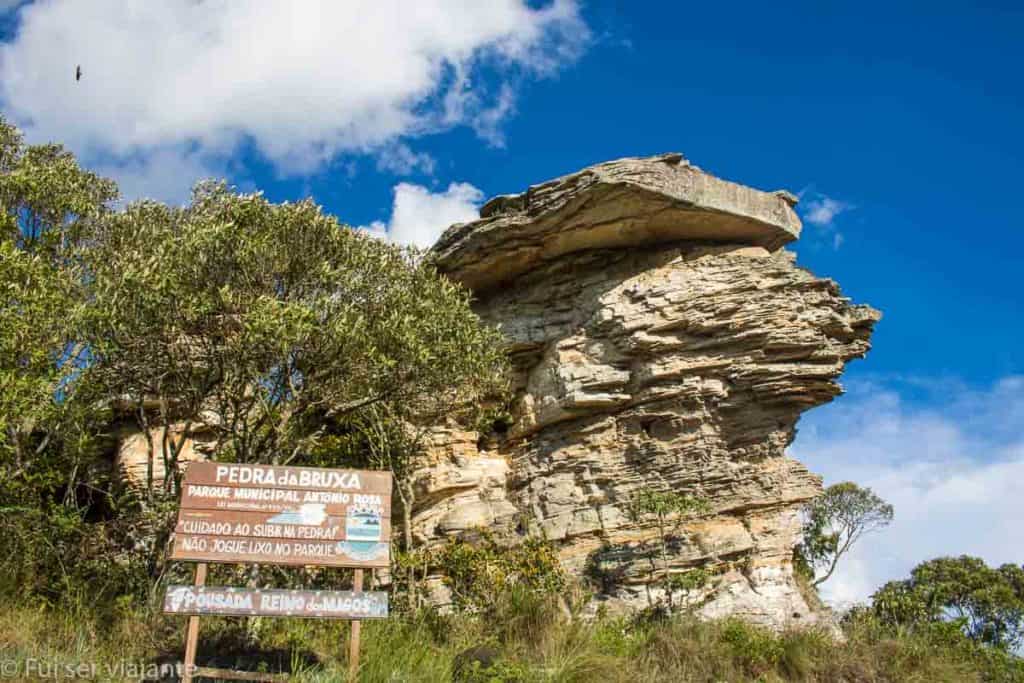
<box><xmin>1</xmin><ymin>590</ymin><xmax>1021</xmax><ymax>682</ymax></box>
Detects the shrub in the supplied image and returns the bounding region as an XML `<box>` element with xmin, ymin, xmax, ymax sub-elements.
<box><xmin>434</xmin><ymin>533</ymin><xmax>567</xmax><ymax>617</ymax></box>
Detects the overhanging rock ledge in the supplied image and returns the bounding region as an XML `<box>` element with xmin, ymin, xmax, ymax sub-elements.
<box><xmin>415</xmin><ymin>153</ymin><xmax>879</xmax><ymax>628</ymax></box>
<box><xmin>432</xmin><ymin>153</ymin><xmax>802</xmax><ymax>292</ymax></box>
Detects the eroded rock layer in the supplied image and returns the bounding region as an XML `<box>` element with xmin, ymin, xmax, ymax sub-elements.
<box><xmin>420</xmin><ymin>154</ymin><xmax>879</xmax><ymax>627</ymax></box>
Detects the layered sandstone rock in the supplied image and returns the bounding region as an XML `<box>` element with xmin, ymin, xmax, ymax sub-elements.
<box><xmin>115</xmin><ymin>424</ymin><xmax>203</xmax><ymax>487</ymax></box>
<box><xmin>114</xmin><ymin>420</ymin><xmax>214</xmax><ymax>493</ymax></box>
<box><xmin>420</xmin><ymin>153</ymin><xmax>879</xmax><ymax>627</ymax></box>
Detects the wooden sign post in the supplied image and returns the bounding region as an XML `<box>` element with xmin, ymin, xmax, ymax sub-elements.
<box><xmin>165</xmin><ymin>462</ymin><xmax>392</xmax><ymax>682</ymax></box>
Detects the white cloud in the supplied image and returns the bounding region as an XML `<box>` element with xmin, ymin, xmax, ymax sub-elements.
<box><xmin>94</xmin><ymin>147</ymin><xmax>224</xmax><ymax>206</ymax></box>
<box><xmin>0</xmin><ymin>0</ymin><xmax>587</xmax><ymax>200</ymax></box>
<box><xmin>470</xmin><ymin>82</ymin><xmax>517</xmax><ymax>148</ymax></box>
<box><xmin>803</xmin><ymin>196</ymin><xmax>851</xmax><ymax>226</ymax></box>
<box><xmin>790</xmin><ymin>375</ymin><xmax>1024</xmax><ymax>610</ymax></box>
<box><xmin>362</xmin><ymin>181</ymin><xmax>483</xmax><ymax>248</ymax></box>
<box><xmin>375</xmin><ymin>143</ymin><xmax>437</xmax><ymax>177</ymax></box>
<box><xmin>797</xmin><ymin>191</ymin><xmax>852</xmax><ymax>250</ymax></box>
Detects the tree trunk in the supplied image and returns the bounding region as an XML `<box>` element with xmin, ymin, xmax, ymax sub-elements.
<box><xmin>397</xmin><ymin>479</ymin><xmax>417</xmax><ymax>609</ymax></box>
<box><xmin>137</xmin><ymin>402</ymin><xmax>156</xmax><ymax>503</ymax></box>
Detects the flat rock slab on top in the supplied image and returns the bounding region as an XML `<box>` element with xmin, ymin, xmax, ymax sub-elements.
<box><xmin>431</xmin><ymin>153</ymin><xmax>802</xmax><ymax>291</ymax></box>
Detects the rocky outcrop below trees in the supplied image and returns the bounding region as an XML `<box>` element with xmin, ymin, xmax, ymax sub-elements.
<box><xmin>418</xmin><ymin>154</ymin><xmax>879</xmax><ymax>627</ymax></box>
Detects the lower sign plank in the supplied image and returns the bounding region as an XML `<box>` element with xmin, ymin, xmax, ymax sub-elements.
<box><xmin>164</xmin><ymin>586</ymin><xmax>388</xmax><ymax>619</ymax></box>
<box><xmin>172</xmin><ymin>534</ymin><xmax>390</xmax><ymax>568</ymax></box>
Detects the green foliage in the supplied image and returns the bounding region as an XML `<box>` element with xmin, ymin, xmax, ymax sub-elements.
<box><xmin>625</xmin><ymin>488</ymin><xmax>711</xmax><ymax>611</ymax></box>
<box><xmin>433</xmin><ymin>533</ymin><xmax>567</xmax><ymax>616</ymax></box>
<box><xmin>0</xmin><ymin>241</ymin><xmax>79</xmax><ymax>490</ymax></box>
<box><xmin>0</xmin><ymin>503</ymin><xmax>156</xmax><ymax>606</ymax></box>
<box><xmin>0</xmin><ymin>115</ymin><xmax>117</xmax><ymax>253</ymax></box>
<box><xmin>0</xmin><ymin>118</ymin><xmax>123</xmax><ymax>605</ymax></box>
<box><xmin>628</xmin><ymin>488</ymin><xmax>710</xmax><ymax>521</ymax></box>
<box><xmin>869</xmin><ymin>578</ymin><xmax>933</xmax><ymax>628</ymax></box>
<box><xmin>80</xmin><ymin>182</ymin><xmax>508</xmax><ymax>495</ymax></box>
<box><xmin>0</xmin><ymin>117</ymin><xmax>509</xmax><ymax>608</ymax></box>
<box><xmin>720</xmin><ymin>618</ymin><xmax>787</xmax><ymax>675</ymax></box>
<box><xmin>456</xmin><ymin>658</ymin><xmax>533</xmax><ymax>683</ymax></box>
<box><xmin>795</xmin><ymin>481</ymin><xmax>894</xmax><ymax>587</ymax></box>
<box><xmin>666</xmin><ymin>567</ymin><xmax>711</xmax><ymax>594</ymax></box>
<box><xmin>869</xmin><ymin>555</ymin><xmax>1024</xmax><ymax>651</ymax></box>
<box><xmin>590</xmin><ymin>616</ymin><xmax>645</xmax><ymax>659</ymax></box>
<box><xmin>0</xmin><ymin>115</ymin><xmax>115</xmax><ymax>502</ymax></box>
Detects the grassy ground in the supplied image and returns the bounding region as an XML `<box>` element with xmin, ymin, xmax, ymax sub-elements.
<box><xmin>1</xmin><ymin>593</ymin><xmax>1021</xmax><ymax>682</ymax></box>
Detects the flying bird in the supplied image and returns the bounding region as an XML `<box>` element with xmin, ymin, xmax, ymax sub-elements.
<box><xmin>75</xmin><ymin>65</ymin><xmax>81</xmax><ymax>81</ymax></box>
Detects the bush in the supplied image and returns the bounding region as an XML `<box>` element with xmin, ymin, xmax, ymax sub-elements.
<box><xmin>433</xmin><ymin>533</ymin><xmax>567</xmax><ymax>617</ymax></box>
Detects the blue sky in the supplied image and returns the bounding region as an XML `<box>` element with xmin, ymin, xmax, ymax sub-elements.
<box><xmin>1</xmin><ymin>0</ymin><xmax>1021</xmax><ymax>604</ymax></box>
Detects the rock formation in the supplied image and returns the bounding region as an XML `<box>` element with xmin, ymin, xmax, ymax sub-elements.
<box><xmin>113</xmin><ymin>153</ymin><xmax>878</xmax><ymax>630</ymax></box>
<box><xmin>418</xmin><ymin>153</ymin><xmax>879</xmax><ymax>627</ymax></box>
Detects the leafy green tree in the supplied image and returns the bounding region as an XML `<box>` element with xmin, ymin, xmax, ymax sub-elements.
<box><xmin>80</xmin><ymin>181</ymin><xmax>508</xmax><ymax>519</ymax></box>
<box><xmin>871</xmin><ymin>556</ymin><xmax>1024</xmax><ymax>650</ymax></box>
<box><xmin>795</xmin><ymin>482</ymin><xmax>893</xmax><ymax>587</ymax></box>
<box><xmin>0</xmin><ymin>118</ymin><xmax>118</xmax><ymax>600</ymax></box>
<box><xmin>0</xmin><ymin>116</ymin><xmax>115</xmax><ymax>502</ymax></box>
<box><xmin>0</xmin><ymin>117</ymin><xmax>117</xmax><ymax>254</ymax></box>
<box><xmin>0</xmin><ymin>117</ymin><xmax>509</xmax><ymax>604</ymax></box>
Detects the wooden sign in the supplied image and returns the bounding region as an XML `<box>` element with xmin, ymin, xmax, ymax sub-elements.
<box><xmin>167</xmin><ymin>462</ymin><xmax>393</xmax><ymax>682</ymax></box>
<box><xmin>172</xmin><ymin>462</ymin><xmax>392</xmax><ymax>568</ymax></box>
<box><xmin>164</xmin><ymin>586</ymin><xmax>388</xmax><ymax>619</ymax></box>
<box><xmin>176</xmin><ymin>509</ymin><xmax>392</xmax><ymax>541</ymax></box>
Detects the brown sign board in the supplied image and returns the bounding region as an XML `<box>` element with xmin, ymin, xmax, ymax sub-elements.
<box><xmin>164</xmin><ymin>586</ymin><xmax>388</xmax><ymax>619</ymax></box>
<box><xmin>172</xmin><ymin>462</ymin><xmax>392</xmax><ymax>568</ymax></box>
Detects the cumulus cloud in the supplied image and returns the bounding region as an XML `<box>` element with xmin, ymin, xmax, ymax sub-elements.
<box><xmin>362</xmin><ymin>181</ymin><xmax>483</xmax><ymax>248</ymax></box>
<box><xmin>0</xmin><ymin>0</ymin><xmax>587</xmax><ymax>199</ymax></box>
<box><xmin>790</xmin><ymin>375</ymin><xmax>1024</xmax><ymax>609</ymax></box>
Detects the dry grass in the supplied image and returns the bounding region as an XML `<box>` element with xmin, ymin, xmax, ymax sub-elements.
<box><xmin>0</xmin><ymin>593</ymin><xmax>1020</xmax><ymax>682</ymax></box>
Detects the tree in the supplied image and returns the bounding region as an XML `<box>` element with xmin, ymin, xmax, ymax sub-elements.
<box><xmin>627</xmin><ymin>489</ymin><xmax>710</xmax><ymax>610</ymax></box>
<box><xmin>0</xmin><ymin>116</ymin><xmax>116</xmax><ymax>502</ymax></box>
<box><xmin>795</xmin><ymin>482</ymin><xmax>893</xmax><ymax>587</ymax></box>
<box><xmin>0</xmin><ymin>118</ymin><xmax>119</xmax><ymax>600</ymax></box>
<box><xmin>871</xmin><ymin>556</ymin><xmax>1024</xmax><ymax>650</ymax></box>
<box><xmin>0</xmin><ymin>117</ymin><xmax>117</xmax><ymax>254</ymax></box>
<box><xmin>80</xmin><ymin>181</ymin><xmax>508</xmax><ymax>522</ymax></box>
<box><xmin>0</xmin><ymin>118</ymin><xmax>509</xmax><ymax>603</ymax></box>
